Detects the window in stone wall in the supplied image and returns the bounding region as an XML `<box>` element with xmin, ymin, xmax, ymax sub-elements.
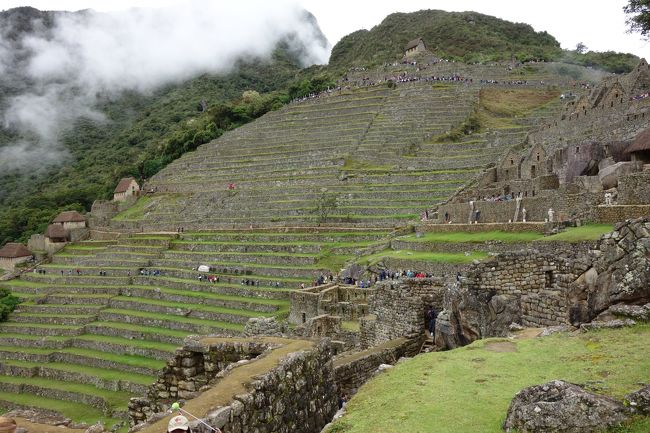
<box><xmin>532</xmin><ymin>190</ymin><xmax>535</xmax><ymax>196</ymax></box>
<box><xmin>545</xmin><ymin>270</ymin><xmax>554</xmax><ymax>287</ymax></box>
<box><xmin>576</xmin><ymin>146</ymin><xmax>580</xmax><ymax>154</ymax></box>
<box><xmin>302</xmin><ymin>312</ymin><xmax>306</xmax><ymax>324</ymax></box>
<box><xmin>536</xmin><ymin>153</ymin><xmax>540</xmax><ymax>161</ymax></box>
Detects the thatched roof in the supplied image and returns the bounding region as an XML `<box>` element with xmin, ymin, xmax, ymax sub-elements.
<box><xmin>0</xmin><ymin>243</ymin><xmax>32</xmax><ymax>258</ymax></box>
<box><xmin>53</xmin><ymin>210</ymin><xmax>86</xmax><ymax>223</ymax></box>
<box><xmin>625</xmin><ymin>128</ymin><xmax>650</xmax><ymax>155</ymax></box>
<box><xmin>114</xmin><ymin>177</ymin><xmax>138</xmax><ymax>193</ymax></box>
<box><xmin>46</xmin><ymin>224</ymin><xmax>67</xmax><ymax>240</ymax></box>
<box><xmin>404</xmin><ymin>38</ymin><xmax>424</xmax><ymax>51</ymax></box>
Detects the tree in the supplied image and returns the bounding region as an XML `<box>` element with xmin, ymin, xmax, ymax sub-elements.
<box><xmin>624</xmin><ymin>0</ymin><xmax>650</xmax><ymax>38</ymax></box>
<box><xmin>574</xmin><ymin>42</ymin><xmax>588</xmax><ymax>54</ymax></box>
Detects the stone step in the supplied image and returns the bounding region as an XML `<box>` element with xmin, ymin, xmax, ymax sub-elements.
<box><xmin>0</xmin><ymin>361</ymin><xmax>150</xmax><ymax>395</ymax></box>
<box><xmin>0</xmin><ymin>322</ymin><xmax>84</xmax><ymax>336</ymax></box>
<box><xmin>16</xmin><ymin>304</ymin><xmax>104</xmax><ymax>315</ymax></box>
<box><xmin>132</xmin><ymin>274</ymin><xmax>293</xmax><ymax>299</ymax></box>
<box><xmin>95</xmin><ymin>309</ymin><xmax>243</xmax><ymax>335</ymax></box>
<box><xmin>0</xmin><ymin>377</ymin><xmax>128</xmax><ymax>417</ymax></box>
<box><xmin>69</xmin><ymin>335</ymin><xmax>175</xmax><ymax>361</ymax></box>
<box><xmin>10</xmin><ymin>313</ymin><xmax>97</xmax><ymax>326</ymax></box>
<box><xmin>160</xmin><ymin>250</ymin><xmax>318</xmax><ymax>266</ymax></box>
<box><xmin>120</xmin><ymin>286</ymin><xmax>282</xmax><ymax>313</ymax></box>
<box><xmin>107</xmin><ymin>296</ymin><xmax>265</xmax><ymax>325</ymax></box>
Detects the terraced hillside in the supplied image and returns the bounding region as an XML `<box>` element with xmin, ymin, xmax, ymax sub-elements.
<box><xmin>0</xmin><ymin>229</ymin><xmax>390</xmax><ymax>423</ymax></box>
<box><xmin>104</xmin><ymin>66</ymin><xmax>568</xmax><ymax>232</ymax></box>
<box><xmin>0</xmin><ymin>63</ymin><xmax>578</xmax><ymax>425</ymax></box>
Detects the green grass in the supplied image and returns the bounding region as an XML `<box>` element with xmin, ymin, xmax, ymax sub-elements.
<box><xmin>100</xmin><ymin>308</ymin><xmax>245</xmax><ymax>331</ymax></box>
<box><xmin>539</xmin><ymin>224</ymin><xmax>613</xmax><ymax>243</ymax></box>
<box><xmin>0</xmin><ymin>391</ymin><xmax>123</xmax><ymax>428</ymax></box>
<box><xmin>0</xmin><ymin>345</ymin><xmax>166</xmax><ymax>370</ymax></box>
<box><xmin>342</xmin><ymin>321</ymin><xmax>360</xmax><ymax>332</ymax></box>
<box><xmin>1</xmin><ymin>360</ymin><xmax>154</xmax><ymax>385</ymax></box>
<box><xmin>0</xmin><ymin>375</ymin><xmax>131</xmax><ymax>410</ymax></box>
<box><xmin>398</xmin><ymin>231</ymin><xmax>543</xmax><ymax>243</ymax></box>
<box><xmin>328</xmin><ymin>324</ymin><xmax>650</xmax><ymax>433</ymax></box>
<box><xmin>73</xmin><ymin>334</ymin><xmax>179</xmax><ymax>352</ymax></box>
<box><xmin>90</xmin><ymin>321</ymin><xmax>190</xmax><ymax>339</ymax></box>
<box><xmin>110</xmin><ymin>296</ymin><xmax>276</xmax><ymax>318</ymax></box>
<box><xmin>357</xmin><ymin>249</ymin><xmax>488</xmax><ymax>266</ymax></box>
<box><xmin>112</xmin><ymin>196</ymin><xmax>153</xmax><ymax>221</ymax></box>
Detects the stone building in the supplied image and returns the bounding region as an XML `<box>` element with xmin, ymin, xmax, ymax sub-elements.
<box><xmin>520</xmin><ymin>143</ymin><xmax>547</xmax><ymax>179</ymax></box>
<box><xmin>113</xmin><ymin>177</ymin><xmax>140</xmax><ymax>202</ymax></box>
<box><xmin>52</xmin><ymin>210</ymin><xmax>86</xmax><ymax>230</ymax></box>
<box><xmin>0</xmin><ymin>243</ymin><xmax>32</xmax><ymax>271</ymax></box>
<box><xmin>45</xmin><ymin>224</ymin><xmax>67</xmax><ymax>245</ymax></box>
<box><xmin>404</xmin><ymin>37</ymin><xmax>426</xmax><ymax>57</ymax></box>
<box><xmin>625</xmin><ymin>127</ymin><xmax>650</xmax><ymax>164</ymax></box>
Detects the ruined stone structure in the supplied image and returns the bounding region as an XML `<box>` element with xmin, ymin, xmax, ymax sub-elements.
<box><xmin>129</xmin><ymin>335</ymin><xmax>420</xmax><ymax>433</ymax></box>
<box><xmin>360</xmin><ymin>278</ymin><xmax>445</xmax><ymax>348</ymax></box>
<box><xmin>435</xmin><ymin>60</ymin><xmax>650</xmax><ymax>224</ymax></box>
<box><xmin>435</xmin><ymin>217</ymin><xmax>650</xmax><ymax>349</ymax></box>
<box><xmin>289</xmin><ymin>284</ymin><xmax>372</xmax><ymax>325</ymax></box>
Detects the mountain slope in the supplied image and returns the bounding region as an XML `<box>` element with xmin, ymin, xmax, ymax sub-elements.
<box><xmin>329</xmin><ymin>10</ymin><xmax>562</xmax><ymax>67</ymax></box>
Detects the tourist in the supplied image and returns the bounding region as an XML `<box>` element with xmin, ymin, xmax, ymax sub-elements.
<box><xmin>426</xmin><ymin>307</ymin><xmax>437</xmax><ymax>336</ymax></box>
<box><xmin>167</xmin><ymin>415</ymin><xmax>191</xmax><ymax>433</ymax></box>
<box><xmin>474</xmin><ymin>209</ymin><xmax>481</xmax><ymax>223</ymax></box>
<box><xmin>0</xmin><ymin>416</ymin><xmax>17</xmax><ymax>433</ymax></box>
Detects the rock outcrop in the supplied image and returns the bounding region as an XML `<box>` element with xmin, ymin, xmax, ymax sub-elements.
<box><xmin>503</xmin><ymin>380</ymin><xmax>629</xmax><ymax>433</ymax></box>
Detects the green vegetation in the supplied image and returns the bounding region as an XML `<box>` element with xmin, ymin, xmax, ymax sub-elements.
<box><xmin>0</xmin><ymin>49</ymin><xmax>335</xmax><ymax>245</ymax></box>
<box><xmin>398</xmin><ymin>231</ymin><xmax>543</xmax><ymax>243</ymax></box>
<box><xmin>0</xmin><ymin>391</ymin><xmax>122</xmax><ymax>428</ymax></box>
<box><xmin>540</xmin><ymin>224</ymin><xmax>613</xmax><ymax>243</ymax></box>
<box><xmin>326</xmin><ymin>324</ymin><xmax>650</xmax><ymax>433</ymax></box>
<box><xmin>329</xmin><ymin>10</ymin><xmax>562</xmax><ymax>68</ymax></box>
<box><xmin>357</xmin><ymin>249</ymin><xmax>488</xmax><ymax>266</ymax></box>
<box><xmin>0</xmin><ymin>287</ymin><xmax>20</xmax><ymax>322</ymax></box>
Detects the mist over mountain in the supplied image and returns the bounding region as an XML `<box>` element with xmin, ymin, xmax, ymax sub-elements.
<box><xmin>0</xmin><ymin>2</ymin><xmax>329</xmax><ymax>173</ymax></box>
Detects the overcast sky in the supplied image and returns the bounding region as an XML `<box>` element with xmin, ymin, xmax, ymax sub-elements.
<box><xmin>1</xmin><ymin>0</ymin><xmax>649</xmax><ymax>60</ymax></box>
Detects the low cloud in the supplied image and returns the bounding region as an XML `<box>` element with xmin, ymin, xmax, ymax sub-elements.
<box><xmin>0</xmin><ymin>0</ymin><xmax>330</xmax><ymax>172</ymax></box>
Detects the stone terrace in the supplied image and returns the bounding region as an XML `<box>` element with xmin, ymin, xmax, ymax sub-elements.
<box><xmin>118</xmin><ymin>76</ymin><xmax>559</xmax><ymax>232</ymax></box>
<box><xmin>0</xmin><ymin>228</ymin><xmax>393</xmax><ymax>419</ymax></box>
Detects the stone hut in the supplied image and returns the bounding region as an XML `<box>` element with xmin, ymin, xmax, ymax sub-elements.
<box><xmin>0</xmin><ymin>243</ymin><xmax>32</xmax><ymax>271</ymax></box>
<box><xmin>45</xmin><ymin>224</ymin><xmax>67</xmax><ymax>244</ymax></box>
<box><xmin>625</xmin><ymin>127</ymin><xmax>650</xmax><ymax>164</ymax></box>
<box><xmin>113</xmin><ymin>177</ymin><xmax>140</xmax><ymax>202</ymax></box>
<box><xmin>404</xmin><ymin>38</ymin><xmax>426</xmax><ymax>57</ymax></box>
<box><xmin>520</xmin><ymin>143</ymin><xmax>547</xmax><ymax>179</ymax></box>
<box><xmin>52</xmin><ymin>210</ymin><xmax>86</xmax><ymax>230</ymax></box>
<box><xmin>497</xmin><ymin>148</ymin><xmax>522</xmax><ymax>182</ymax></box>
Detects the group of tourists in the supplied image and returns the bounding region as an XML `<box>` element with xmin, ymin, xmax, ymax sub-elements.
<box><xmin>140</xmin><ymin>268</ymin><xmax>162</xmax><ymax>276</ymax></box>
<box><xmin>630</xmin><ymin>91</ymin><xmax>650</xmax><ymax>101</ymax></box>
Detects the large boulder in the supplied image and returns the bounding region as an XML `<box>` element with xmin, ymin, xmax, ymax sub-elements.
<box><xmin>598</xmin><ymin>161</ymin><xmax>636</xmax><ymax>189</ymax></box>
<box><xmin>626</xmin><ymin>384</ymin><xmax>650</xmax><ymax>415</ymax></box>
<box><xmin>503</xmin><ymin>380</ymin><xmax>629</xmax><ymax>432</ymax></box>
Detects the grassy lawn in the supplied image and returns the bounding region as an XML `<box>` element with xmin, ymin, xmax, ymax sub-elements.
<box><xmin>327</xmin><ymin>324</ymin><xmax>650</xmax><ymax>433</ymax></box>
<box><xmin>357</xmin><ymin>249</ymin><xmax>488</xmax><ymax>266</ymax></box>
<box><xmin>398</xmin><ymin>231</ymin><xmax>543</xmax><ymax>243</ymax></box>
<box><xmin>539</xmin><ymin>224</ymin><xmax>613</xmax><ymax>243</ymax></box>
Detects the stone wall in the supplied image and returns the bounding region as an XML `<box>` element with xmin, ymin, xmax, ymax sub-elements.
<box><xmin>595</xmin><ymin>205</ymin><xmax>650</xmax><ymax>223</ymax></box>
<box><xmin>617</xmin><ymin>171</ymin><xmax>650</xmax><ymax>205</ymax></box>
<box><xmin>130</xmin><ymin>340</ymin><xmax>272</xmax><ymax>424</ymax></box>
<box><xmin>333</xmin><ymin>336</ymin><xmax>422</xmax><ymax>394</ymax></box>
<box><xmin>131</xmin><ymin>338</ymin><xmax>338</xmax><ymax>433</ymax></box>
<box><xmin>435</xmin><ymin>217</ymin><xmax>650</xmax><ymax>349</ymax></box>
<box><xmin>289</xmin><ymin>284</ymin><xmax>372</xmax><ymax>325</ymax></box>
<box><xmin>360</xmin><ymin>278</ymin><xmax>445</xmax><ymax>348</ymax></box>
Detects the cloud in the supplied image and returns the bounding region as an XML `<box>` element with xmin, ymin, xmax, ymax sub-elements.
<box><xmin>0</xmin><ymin>0</ymin><xmax>330</xmax><ymax>172</ymax></box>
